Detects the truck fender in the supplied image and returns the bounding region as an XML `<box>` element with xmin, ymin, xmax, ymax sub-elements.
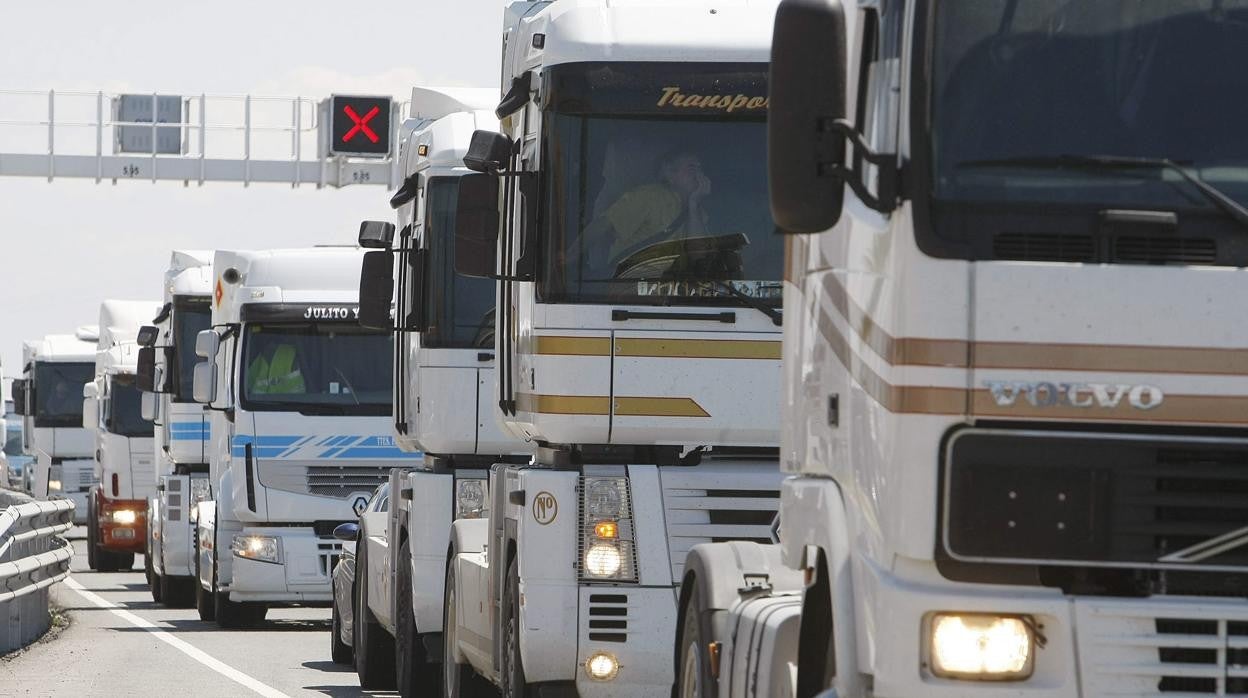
<box><xmin>683</xmin><ymin>541</ymin><xmax>803</xmax><ymax>615</ymax></box>
<box><xmin>449</xmin><ymin>517</ymin><xmax>488</xmax><ymax>555</ymax></box>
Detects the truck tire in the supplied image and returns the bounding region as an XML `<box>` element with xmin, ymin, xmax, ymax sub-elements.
<box><xmin>216</xmin><ymin>589</ymin><xmax>267</xmax><ymax>629</ymax></box>
<box><xmin>162</xmin><ymin>574</ymin><xmax>195</xmax><ymax>608</ymax></box>
<box><xmin>195</xmin><ymin>543</ymin><xmax>216</xmax><ymax>622</ymax></box>
<box><xmin>443</xmin><ymin>550</ymin><xmax>493</xmax><ymax>698</ymax></box>
<box><xmin>354</xmin><ymin>545</ymin><xmax>396</xmax><ymax>690</ymax></box>
<box><xmin>332</xmin><ymin>597</ymin><xmax>354</xmax><ymax>665</ymax></box>
<box><xmin>147</xmin><ymin>553</ymin><xmax>164</xmax><ymax>604</ymax></box>
<box><xmin>676</xmin><ymin>582</ymin><xmax>717</xmax><ymax>698</ymax></box>
<box><xmin>395</xmin><ymin>538</ymin><xmax>438</xmax><ymax>697</ymax></box>
<box><xmin>501</xmin><ymin>557</ymin><xmax>531</xmax><ymax>698</ymax></box>
<box><xmin>86</xmin><ymin>497</ymin><xmax>99</xmax><ymax>571</ymax></box>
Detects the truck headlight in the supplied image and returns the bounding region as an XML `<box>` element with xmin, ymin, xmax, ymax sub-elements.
<box><xmin>111</xmin><ymin>509</ymin><xmax>138</xmax><ymax>525</ymax></box>
<box><xmin>48</xmin><ymin>479</ymin><xmax>63</xmax><ymax>493</ymax></box>
<box><xmin>455</xmin><ymin>478</ymin><xmax>488</xmax><ymax>519</ymax></box>
<box><xmin>929</xmin><ymin>613</ymin><xmax>1035</xmax><ymax>680</ymax></box>
<box><xmin>232</xmin><ymin>534</ymin><xmax>282</xmax><ymax>564</ymax></box>
<box><xmin>577</xmin><ymin>477</ymin><xmax>637</xmax><ymax>583</ymax></box>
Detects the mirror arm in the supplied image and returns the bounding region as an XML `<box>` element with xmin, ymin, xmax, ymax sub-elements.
<box><xmin>819</xmin><ymin>118</ymin><xmax>901</xmax><ymax>214</ymax></box>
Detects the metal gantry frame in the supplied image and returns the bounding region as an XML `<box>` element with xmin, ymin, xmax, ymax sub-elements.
<box><xmin>0</xmin><ymin>90</ymin><xmax>406</xmax><ymax>188</ymax></box>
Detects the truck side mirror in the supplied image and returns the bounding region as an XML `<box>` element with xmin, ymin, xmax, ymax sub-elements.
<box><xmin>11</xmin><ymin>380</ymin><xmax>26</xmax><ymax>416</ymax></box>
<box><xmin>137</xmin><ymin>346</ymin><xmax>158</xmax><ymax>392</ymax></box>
<box><xmin>358</xmin><ymin>220</ymin><xmax>396</xmax><ymax>249</ymax></box>
<box><xmin>358</xmin><ymin>251</ymin><xmax>395</xmax><ymax>330</ymax></box>
<box><xmin>333</xmin><ymin>522</ymin><xmax>360</xmax><ymax>541</ymax></box>
<box><xmin>140</xmin><ymin>391</ymin><xmax>160</xmax><ymax>423</ymax></box>
<box><xmin>463</xmin><ymin>130</ymin><xmax>513</xmax><ymax>173</ymax></box>
<box><xmin>768</xmin><ymin>0</ymin><xmax>848</xmax><ymax>233</ymax></box>
<box><xmin>195</xmin><ymin>330</ymin><xmax>220</xmax><ymax>359</ymax></box>
<box><xmin>454</xmin><ymin>173</ymin><xmax>500</xmax><ymax>278</ymax></box>
<box><xmin>192</xmin><ymin>362</ymin><xmax>217</xmax><ymax>405</ymax></box>
<box><xmin>82</xmin><ymin>383</ymin><xmax>99</xmax><ymax>430</ymax></box>
<box><xmin>192</xmin><ymin>330</ymin><xmax>220</xmax><ymax>405</ymax></box>
<box><xmin>136</xmin><ymin>325</ymin><xmax>159</xmax><ymax>347</ymax></box>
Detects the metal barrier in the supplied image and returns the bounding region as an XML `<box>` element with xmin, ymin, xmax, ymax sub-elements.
<box><xmin>0</xmin><ymin>489</ymin><xmax>74</xmax><ymax>653</ymax></box>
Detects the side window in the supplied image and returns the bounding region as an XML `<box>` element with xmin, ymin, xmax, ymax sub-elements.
<box><xmin>855</xmin><ymin>1</ymin><xmax>903</xmax><ymax>193</ymax></box>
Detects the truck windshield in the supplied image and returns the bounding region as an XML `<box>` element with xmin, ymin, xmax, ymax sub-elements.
<box><xmin>240</xmin><ymin>323</ymin><xmax>391</xmax><ymax>416</ymax></box>
<box><xmin>106</xmin><ymin>376</ymin><xmax>152</xmax><ymax>437</ymax></box>
<box><xmin>423</xmin><ymin>177</ymin><xmax>495</xmax><ymax>348</ymax></box>
<box><xmin>932</xmin><ymin>2</ymin><xmax>1248</xmax><ymax>219</ymax></box>
<box><xmin>173</xmin><ymin>298</ymin><xmax>211</xmax><ymax>403</ymax></box>
<box><xmin>33</xmin><ymin>361</ymin><xmax>93</xmax><ymax>428</ymax></box>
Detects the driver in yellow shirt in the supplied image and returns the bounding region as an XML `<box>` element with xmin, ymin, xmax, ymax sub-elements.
<box><xmin>247</xmin><ymin>342</ymin><xmax>306</xmax><ymax>395</ymax></box>
<box><xmin>595</xmin><ymin>150</ymin><xmax>713</xmax><ymax>265</ymax></box>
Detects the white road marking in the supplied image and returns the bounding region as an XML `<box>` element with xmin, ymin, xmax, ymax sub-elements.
<box><xmin>63</xmin><ymin>576</ymin><xmax>292</xmax><ymax>698</ymax></box>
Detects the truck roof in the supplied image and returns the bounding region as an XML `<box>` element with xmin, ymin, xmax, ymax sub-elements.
<box><xmin>403</xmin><ymin>107</ymin><xmax>500</xmax><ymax>174</ymax></box>
<box><xmin>211</xmin><ymin>247</ymin><xmax>368</xmax><ymax>320</ymax></box>
<box><xmin>165</xmin><ymin>250</ymin><xmax>214</xmax><ymax>300</ymax></box>
<box><xmin>22</xmin><ymin>331</ymin><xmax>98</xmax><ymax>365</ymax></box>
<box><xmin>96</xmin><ymin>300</ymin><xmax>162</xmax><ymax>373</ymax></box>
<box><xmin>514</xmin><ymin>0</ymin><xmax>780</xmax><ymax>68</ymax></box>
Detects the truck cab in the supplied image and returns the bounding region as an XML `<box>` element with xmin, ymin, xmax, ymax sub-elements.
<box><xmin>191</xmin><ymin>246</ymin><xmax>419</xmax><ymax>628</ymax></box>
<box><xmin>83</xmin><ymin>299</ymin><xmax>161</xmax><ymax>572</ymax></box>
<box><xmin>354</xmin><ymin>85</ymin><xmax>528</xmax><ymax>693</ymax></box>
<box><xmin>441</xmin><ymin>1</ymin><xmax>786</xmax><ymax>695</ymax></box>
<box><xmin>13</xmin><ymin>328</ymin><xmax>100</xmax><ymax>523</ymax></box>
<box><xmin>137</xmin><ymin>250</ymin><xmax>215</xmax><ymax>605</ymax></box>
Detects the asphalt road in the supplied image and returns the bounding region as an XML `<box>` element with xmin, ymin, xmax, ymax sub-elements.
<box><xmin>0</xmin><ymin>528</ymin><xmax>391</xmax><ymax>698</ymax></box>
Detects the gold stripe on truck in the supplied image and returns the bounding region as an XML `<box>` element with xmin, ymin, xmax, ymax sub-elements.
<box><xmin>615</xmin><ymin>338</ymin><xmax>781</xmax><ymax>360</ymax></box>
<box><xmin>614</xmin><ymin>397</ymin><xmax>710</xmax><ymax>417</ymax></box>
<box><xmin>532</xmin><ymin>336</ymin><xmax>612</xmax><ymax>356</ymax></box>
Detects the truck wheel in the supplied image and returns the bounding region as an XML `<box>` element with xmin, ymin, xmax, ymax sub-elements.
<box><xmin>162</xmin><ymin>574</ymin><xmax>195</xmax><ymax>608</ymax></box>
<box><xmin>501</xmin><ymin>557</ymin><xmax>531</xmax><ymax>698</ymax></box>
<box><xmin>443</xmin><ymin>551</ymin><xmax>492</xmax><ymax>698</ymax></box>
<box><xmin>216</xmin><ymin>589</ymin><xmax>266</xmax><ymax>629</ymax></box>
<box><xmin>396</xmin><ymin>538</ymin><xmax>437</xmax><ymax>697</ymax></box>
<box><xmin>86</xmin><ymin>498</ymin><xmax>99</xmax><ymax>571</ymax></box>
<box><xmin>354</xmin><ymin>545</ymin><xmax>396</xmax><ymax>690</ymax></box>
<box><xmin>147</xmin><ymin>553</ymin><xmax>164</xmax><ymax>604</ymax></box>
<box><xmin>195</xmin><ymin>545</ymin><xmax>216</xmax><ymax>622</ymax></box>
<box><xmin>332</xmin><ymin>596</ymin><xmax>354</xmax><ymax>665</ymax></box>
<box><xmin>676</xmin><ymin>582</ymin><xmax>716</xmax><ymax>698</ymax></box>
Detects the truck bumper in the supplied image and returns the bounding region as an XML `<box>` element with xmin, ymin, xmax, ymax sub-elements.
<box><xmin>223</xmin><ymin>526</ymin><xmax>338</xmax><ymax>604</ymax></box>
<box><xmin>573</xmin><ymin>585</ymin><xmax>677</xmax><ymax>698</ymax></box>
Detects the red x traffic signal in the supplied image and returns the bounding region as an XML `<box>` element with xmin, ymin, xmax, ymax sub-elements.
<box><xmin>330</xmin><ymin>95</ymin><xmax>392</xmax><ymax>157</ymax></box>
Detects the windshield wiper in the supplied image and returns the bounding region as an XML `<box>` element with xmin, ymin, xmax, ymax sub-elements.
<box><xmin>711</xmin><ymin>280</ymin><xmax>782</xmax><ymax>326</ymax></box>
<box><xmin>958</xmin><ymin>154</ymin><xmax>1248</xmax><ymax>230</ymax></box>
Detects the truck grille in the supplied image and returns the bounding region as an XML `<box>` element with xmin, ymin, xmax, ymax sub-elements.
<box><xmin>659</xmin><ymin>463</ymin><xmax>782</xmax><ymax>580</ymax></box>
<box><xmin>257</xmin><ymin>462</ymin><xmax>390</xmax><ymax>498</ymax></box>
<box><xmin>1078</xmin><ymin>598</ymin><xmax>1248</xmax><ymax>695</ymax></box>
<box><xmin>945</xmin><ymin>431</ymin><xmax>1248</xmax><ymax>573</ymax></box>
<box><xmin>318</xmin><ymin>539</ymin><xmax>344</xmax><ymax>577</ymax></box>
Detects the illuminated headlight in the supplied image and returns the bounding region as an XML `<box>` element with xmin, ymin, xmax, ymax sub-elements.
<box><xmin>231</xmin><ymin>535</ymin><xmax>282</xmax><ymax>564</ymax></box>
<box><xmin>48</xmin><ymin>479</ymin><xmax>63</xmax><ymax>493</ymax></box>
<box><xmin>111</xmin><ymin>509</ymin><xmax>138</xmax><ymax>525</ymax></box>
<box><xmin>578</xmin><ymin>477</ymin><xmax>636</xmax><ymax>583</ymax></box>
<box><xmin>584</xmin><ymin>543</ymin><xmax>623</xmax><ymax>578</ymax></box>
<box><xmin>584</xmin><ymin>651</ymin><xmax>620</xmax><ymax>681</ymax></box>
<box><xmin>929</xmin><ymin>613</ymin><xmax>1035</xmax><ymax>680</ymax></box>
<box><xmin>455</xmin><ymin>478</ymin><xmax>488</xmax><ymax>519</ymax></box>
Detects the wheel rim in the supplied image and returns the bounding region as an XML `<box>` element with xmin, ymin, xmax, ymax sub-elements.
<box><xmin>680</xmin><ymin>640</ymin><xmax>702</xmax><ymax>698</ymax></box>
<box><xmin>505</xmin><ymin>595</ymin><xmax>519</xmax><ymax>698</ymax></box>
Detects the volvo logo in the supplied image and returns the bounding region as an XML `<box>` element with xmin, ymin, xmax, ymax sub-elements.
<box><xmin>985</xmin><ymin>381</ymin><xmax>1164</xmax><ymax>410</ymax></box>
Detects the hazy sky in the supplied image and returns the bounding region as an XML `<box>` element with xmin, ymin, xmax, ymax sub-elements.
<box><xmin>0</xmin><ymin>0</ymin><xmax>505</xmax><ymax>391</ymax></box>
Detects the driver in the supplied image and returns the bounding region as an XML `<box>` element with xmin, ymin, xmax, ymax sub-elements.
<box><xmin>247</xmin><ymin>342</ymin><xmax>305</xmax><ymax>395</ymax></box>
<box><xmin>592</xmin><ymin>150</ymin><xmax>713</xmax><ymax>265</ymax></box>
<box><xmin>45</xmin><ymin>379</ymin><xmax>79</xmax><ymax>417</ymax></box>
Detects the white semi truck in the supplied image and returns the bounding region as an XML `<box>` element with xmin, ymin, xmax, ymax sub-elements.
<box><xmin>191</xmin><ymin>247</ymin><xmax>419</xmax><ymax>628</ymax></box>
<box><xmin>12</xmin><ymin>328</ymin><xmax>100</xmax><ymax>523</ymax></box>
<box><xmin>437</xmin><ymin>1</ymin><xmax>787</xmax><ymax>695</ymax></box>
<box><xmin>83</xmin><ymin>299</ymin><xmax>162</xmax><ymax>572</ymax></box>
<box><xmin>354</xmin><ymin>86</ymin><xmax>525</xmax><ymax>694</ymax></box>
<box><xmin>137</xmin><ymin>250</ymin><xmax>215</xmax><ymax>606</ymax></box>
<box><xmin>675</xmin><ymin>2</ymin><xmax>1248</xmax><ymax>697</ymax></box>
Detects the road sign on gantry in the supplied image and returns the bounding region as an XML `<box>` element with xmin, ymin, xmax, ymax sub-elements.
<box><xmin>328</xmin><ymin>95</ymin><xmax>392</xmax><ymax>157</ymax></box>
